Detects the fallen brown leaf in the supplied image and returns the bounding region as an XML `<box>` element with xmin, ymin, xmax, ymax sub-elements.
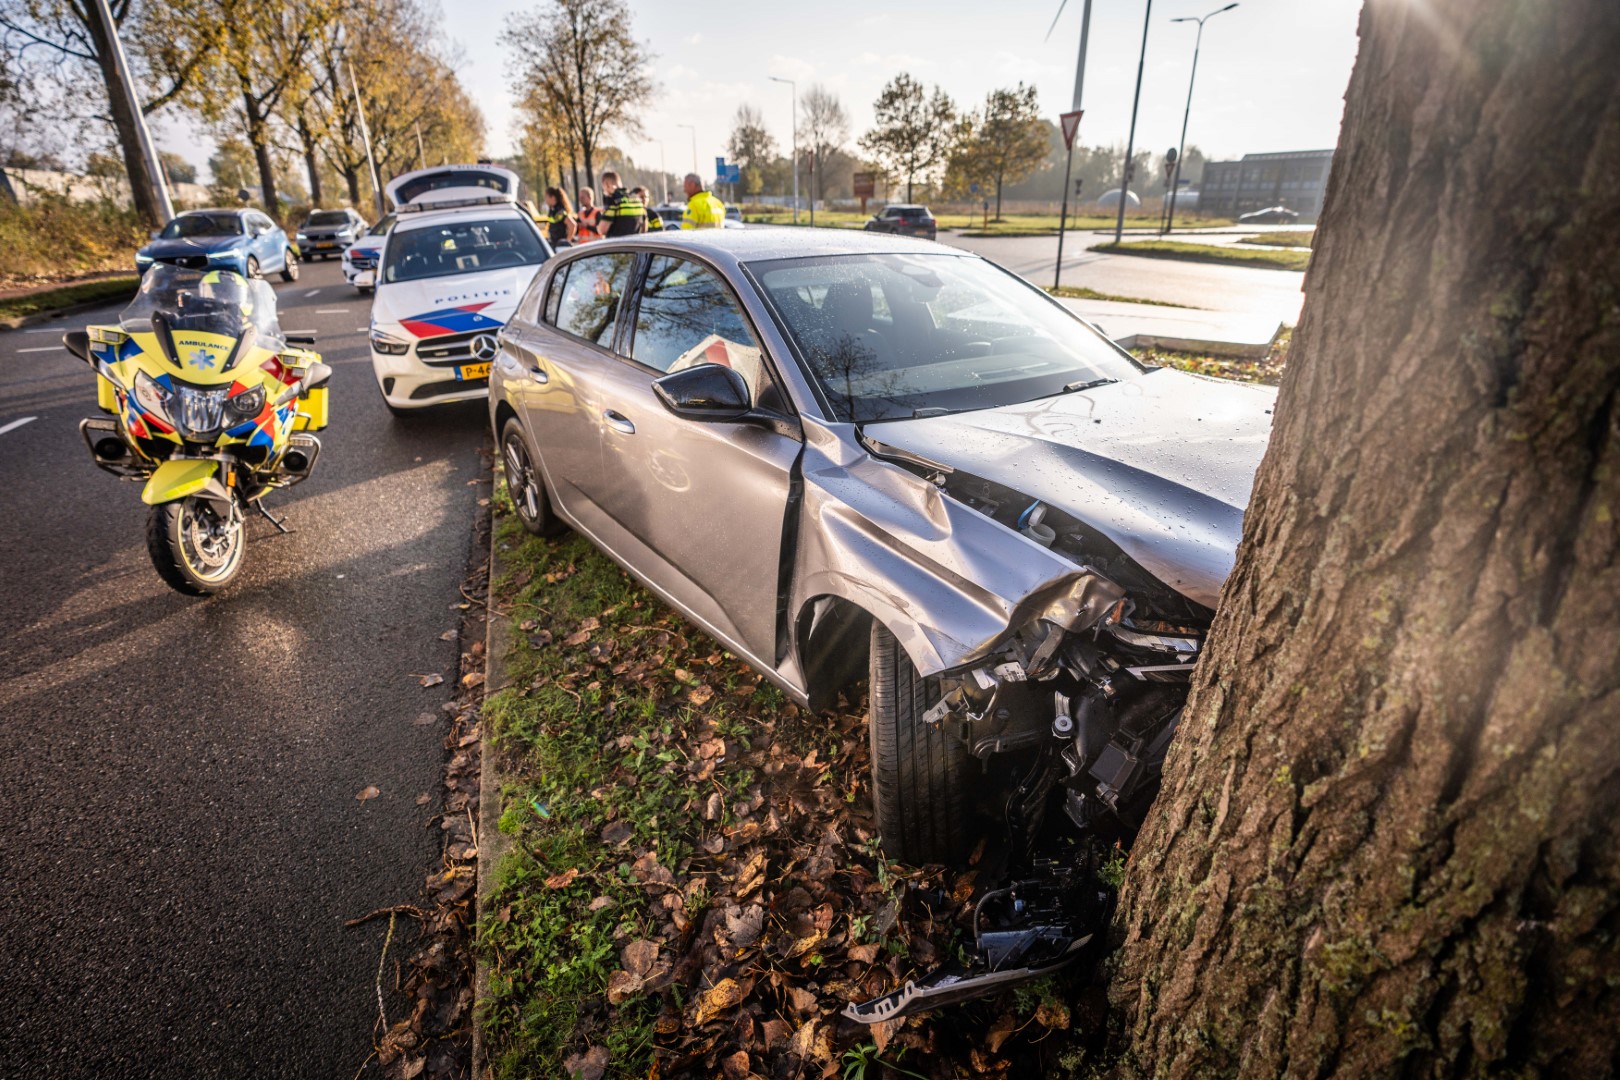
<box><xmin>414</xmin><ymin>673</ymin><xmax>444</xmax><ymax>688</ymax></box>
<box><xmin>356</xmin><ymin>786</ymin><xmax>380</xmax><ymax>801</ymax></box>
<box><xmin>694</xmin><ymin>976</ymin><xmax>751</xmax><ymax>1025</ymax></box>
<box><xmin>544</xmin><ymin>867</ymin><xmax>580</xmax><ymax>890</ymax></box>
<box><xmin>561</xmin><ymin>1045</ymin><xmax>610</xmax><ymax>1080</ymax></box>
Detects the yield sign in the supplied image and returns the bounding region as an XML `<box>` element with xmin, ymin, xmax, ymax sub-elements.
<box><xmin>1060</xmin><ymin>110</ymin><xmax>1084</xmax><ymax>150</ymax></box>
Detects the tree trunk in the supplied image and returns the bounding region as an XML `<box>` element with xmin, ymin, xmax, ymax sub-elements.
<box><xmin>242</xmin><ymin>89</ymin><xmax>279</xmax><ymax>214</ymax></box>
<box><xmin>84</xmin><ymin>12</ymin><xmax>161</xmax><ymax>227</ymax></box>
<box><xmin>300</xmin><ymin>118</ymin><xmax>323</xmax><ymax>207</ymax></box>
<box><xmin>1107</xmin><ymin>2</ymin><xmax>1620</xmax><ymax>1076</ymax></box>
<box><xmin>994</xmin><ymin>173</ymin><xmax>1003</xmax><ymax>222</ymax></box>
<box><xmin>344</xmin><ymin>166</ymin><xmax>361</xmax><ymax>206</ymax></box>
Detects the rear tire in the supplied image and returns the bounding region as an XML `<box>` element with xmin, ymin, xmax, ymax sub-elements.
<box><xmin>501</xmin><ymin>418</ymin><xmax>564</xmax><ymax>536</ymax></box>
<box><xmin>867</xmin><ymin>622</ymin><xmax>976</xmax><ymax>865</ymax></box>
<box><xmin>146</xmin><ymin>497</ymin><xmax>246</xmax><ymax>596</ymax></box>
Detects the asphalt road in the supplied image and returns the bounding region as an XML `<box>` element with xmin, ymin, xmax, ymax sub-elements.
<box><xmin>0</xmin><ymin>259</ymin><xmax>487</xmax><ymax>1077</ymax></box>
<box><xmin>940</xmin><ymin>227</ymin><xmax>1308</xmax><ymax>325</ymax></box>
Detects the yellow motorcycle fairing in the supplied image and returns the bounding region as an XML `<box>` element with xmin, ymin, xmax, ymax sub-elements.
<box><xmin>141</xmin><ymin>458</ymin><xmax>221</xmax><ymax>506</ymax></box>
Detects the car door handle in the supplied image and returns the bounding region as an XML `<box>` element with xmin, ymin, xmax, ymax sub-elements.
<box><xmin>602</xmin><ymin>409</ymin><xmax>635</xmax><ymax>435</ymax></box>
<box><xmin>528</xmin><ymin>366</ymin><xmax>549</xmax><ymax>384</ymax></box>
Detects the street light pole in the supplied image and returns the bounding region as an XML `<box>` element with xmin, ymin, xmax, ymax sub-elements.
<box><xmin>1113</xmin><ymin>0</ymin><xmax>1154</xmax><ymax>244</ymax></box>
<box><xmin>1165</xmin><ymin>3</ymin><xmax>1238</xmax><ymax>235</ymax></box>
<box><xmin>1052</xmin><ymin>0</ymin><xmax>1093</xmax><ymax>290</ymax></box>
<box><xmin>91</xmin><ymin>0</ymin><xmax>173</xmax><ymax>226</ymax></box>
<box><xmin>769</xmin><ymin>76</ymin><xmax>798</xmax><ymax>224</ymax></box>
<box><xmin>677</xmin><ymin>124</ymin><xmax>697</xmax><ymax>176</ymax></box>
<box><xmin>339</xmin><ymin>43</ymin><xmax>384</xmax><ymax>217</ymax></box>
<box><xmin>659</xmin><ymin>142</ymin><xmax>667</xmax><ymax>205</ymax></box>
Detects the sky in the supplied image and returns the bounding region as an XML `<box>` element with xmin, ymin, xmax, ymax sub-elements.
<box><xmin>154</xmin><ymin>0</ymin><xmax>1365</xmax><ymax>183</ymax></box>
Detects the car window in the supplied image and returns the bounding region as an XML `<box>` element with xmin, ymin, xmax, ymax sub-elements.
<box><xmin>550</xmin><ymin>252</ymin><xmax>633</xmax><ymax>347</ymax></box>
<box><xmin>160</xmin><ymin>214</ymin><xmax>242</xmax><ymax>239</ymax></box>
<box><xmin>751</xmin><ymin>252</ymin><xmax>1141</xmax><ymax>422</ymax></box>
<box><xmin>382</xmin><ymin>217</ymin><xmax>548</xmax><ymax>284</ymax></box>
<box><xmin>630</xmin><ymin>256</ymin><xmax>774</xmax><ymax>404</ymax></box>
<box><xmin>307</xmin><ymin>211</ymin><xmax>349</xmax><ymax>226</ymax></box>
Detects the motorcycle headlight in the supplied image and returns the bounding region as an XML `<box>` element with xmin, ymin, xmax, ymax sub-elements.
<box><xmin>227</xmin><ymin>384</ymin><xmax>266</xmax><ymax>417</ymax></box>
<box><xmin>371</xmin><ymin>332</ymin><xmax>411</xmax><ymax>356</ymax></box>
<box><xmin>133</xmin><ymin>370</ymin><xmax>172</xmax><ymax>423</ymax></box>
<box><xmin>173</xmin><ymin>384</ymin><xmax>230</xmax><ymax>440</ymax></box>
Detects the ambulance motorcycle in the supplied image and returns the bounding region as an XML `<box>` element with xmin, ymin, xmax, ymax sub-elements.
<box><xmin>64</xmin><ymin>264</ymin><xmax>331</xmax><ymax>595</ymax></box>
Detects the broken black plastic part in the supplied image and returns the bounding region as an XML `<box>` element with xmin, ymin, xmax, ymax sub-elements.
<box><xmin>842</xmin><ymin>935</ymin><xmax>1093</xmax><ymax>1025</ymax></box>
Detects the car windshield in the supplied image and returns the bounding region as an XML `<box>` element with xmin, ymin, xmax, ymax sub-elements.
<box><xmin>159</xmin><ymin>213</ymin><xmax>242</xmax><ymax>239</ymax></box>
<box><xmin>749</xmin><ymin>253</ymin><xmax>1141</xmax><ymax>423</ymax></box>
<box><xmin>119</xmin><ymin>263</ymin><xmax>283</xmax><ymax>356</ymax></box>
<box><xmin>306</xmin><ymin>211</ymin><xmax>350</xmax><ymax>227</ymax></box>
<box><xmin>366</xmin><ymin>215</ymin><xmax>396</xmax><ymax>236</ymax></box>
<box><xmin>382</xmin><ymin>218</ymin><xmax>547</xmax><ymax>283</ymax></box>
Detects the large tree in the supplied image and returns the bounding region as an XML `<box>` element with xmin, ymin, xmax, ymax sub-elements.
<box><xmin>503</xmin><ymin>0</ymin><xmax>652</xmax><ymax>192</ymax></box>
<box><xmin>859</xmin><ymin>72</ymin><xmax>955</xmax><ymax>203</ymax></box>
<box><xmin>726</xmin><ymin>102</ymin><xmax>774</xmax><ymax>198</ymax></box>
<box><xmin>1108</xmin><ymin>1</ymin><xmax>1620</xmax><ymax>1075</ymax></box>
<box><xmin>951</xmin><ymin>83</ymin><xmax>1047</xmax><ymax>220</ymax></box>
<box><xmin>798</xmin><ymin>83</ymin><xmax>848</xmax><ymax>212</ymax></box>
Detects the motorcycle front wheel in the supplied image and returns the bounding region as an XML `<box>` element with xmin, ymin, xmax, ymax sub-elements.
<box><xmin>146</xmin><ymin>496</ymin><xmax>247</xmax><ymax>595</ymax></box>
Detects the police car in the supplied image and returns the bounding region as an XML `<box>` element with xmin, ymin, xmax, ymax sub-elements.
<box><xmin>342</xmin><ymin>212</ymin><xmax>395</xmax><ymax>294</ymax></box>
<box><xmin>367</xmin><ymin>165</ymin><xmax>553</xmax><ymax>413</ymax></box>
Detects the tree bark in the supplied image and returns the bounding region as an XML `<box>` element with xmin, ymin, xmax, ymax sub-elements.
<box><xmin>343</xmin><ymin>165</ymin><xmax>361</xmax><ymax>206</ymax></box>
<box><xmin>299</xmin><ymin>117</ymin><xmax>322</xmax><ymax>207</ymax></box>
<box><xmin>1108</xmin><ymin>1</ymin><xmax>1620</xmax><ymax>1077</ymax></box>
<box><xmin>241</xmin><ymin>87</ymin><xmax>278</xmax><ymax>214</ymax></box>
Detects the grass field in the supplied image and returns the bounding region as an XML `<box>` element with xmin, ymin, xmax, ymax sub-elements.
<box><xmin>0</xmin><ymin>275</ymin><xmax>140</xmax><ymax>323</ymax></box>
<box><xmin>1237</xmin><ymin>230</ymin><xmax>1315</xmax><ymax>249</ymax></box>
<box><xmin>739</xmin><ymin>209</ymin><xmax>1234</xmax><ymax>236</ymax></box>
<box><xmin>1046</xmin><ymin>285</ymin><xmax>1195</xmax><ymax>308</ymax></box>
<box><xmin>0</xmin><ymin>196</ymin><xmax>146</xmax><ymax>284</ymax></box>
<box><xmin>1095</xmin><ymin>239</ymin><xmax>1312</xmax><ymax>272</ymax></box>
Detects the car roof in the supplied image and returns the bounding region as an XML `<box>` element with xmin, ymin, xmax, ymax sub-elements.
<box><xmin>550</xmin><ymin>227</ymin><xmax>956</xmax><ymax>271</ymax></box>
<box><xmin>185</xmin><ymin>208</ymin><xmax>249</xmax><ymax>216</ymax></box>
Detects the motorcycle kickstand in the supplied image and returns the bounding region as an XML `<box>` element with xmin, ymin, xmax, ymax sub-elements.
<box><xmin>255</xmin><ymin>502</ymin><xmax>291</xmax><ymax>534</ymax></box>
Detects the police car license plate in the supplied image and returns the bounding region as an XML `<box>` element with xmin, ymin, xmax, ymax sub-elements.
<box><xmin>456</xmin><ymin>362</ymin><xmax>491</xmax><ymax>381</ymax></box>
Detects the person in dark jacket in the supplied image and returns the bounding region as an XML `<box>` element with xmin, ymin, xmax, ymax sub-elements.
<box><xmin>542</xmin><ymin>187</ymin><xmax>577</xmax><ymax>246</ymax></box>
<box><xmin>596</xmin><ymin>171</ymin><xmax>647</xmax><ymax>238</ymax></box>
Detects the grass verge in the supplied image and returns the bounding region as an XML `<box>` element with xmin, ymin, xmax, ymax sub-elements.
<box><xmin>1045</xmin><ymin>285</ymin><xmax>1195</xmax><ymax>309</ymax></box>
<box><xmin>0</xmin><ymin>275</ymin><xmax>140</xmax><ymax>322</ymax></box>
<box><xmin>1236</xmin><ymin>230</ymin><xmax>1314</xmax><ymax>249</ymax></box>
<box><xmin>0</xmin><ymin>196</ymin><xmax>147</xmax><ymax>283</ymax></box>
<box><xmin>477</xmin><ymin>502</ymin><xmax>1106</xmax><ymax>1078</ymax></box>
<box><xmin>1094</xmin><ymin>239</ymin><xmax>1311</xmax><ymax>272</ymax></box>
<box><xmin>1132</xmin><ymin>326</ymin><xmax>1293</xmax><ymax>385</ymax></box>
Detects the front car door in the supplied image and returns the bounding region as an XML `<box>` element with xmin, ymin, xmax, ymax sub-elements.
<box><xmin>506</xmin><ymin>249</ymin><xmax>636</xmax><ymax>531</ymax></box>
<box><xmin>586</xmin><ymin>253</ymin><xmax>802</xmax><ymax>668</ymax></box>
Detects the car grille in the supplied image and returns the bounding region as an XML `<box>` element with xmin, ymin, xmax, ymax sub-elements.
<box><xmin>156</xmin><ymin>255</ymin><xmax>211</xmax><ymax>270</ymax></box>
<box><xmin>348</xmin><ymin>252</ymin><xmax>377</xmax><ymax>270</ymax></box>
<box><xmin>415</xmin><ymin>328</ymin><xmax>501</xmax><ymax>367</ymax></box>
<box><xmin>409</xmin><ymin>377</ymin><xmax>488</xmax><ymax>400</ymax></box>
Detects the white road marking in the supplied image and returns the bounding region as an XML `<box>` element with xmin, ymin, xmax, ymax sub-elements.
<box><xmin>316</xmin><ymin>308</ymin><xmax>348</xmax><ymax>314</ymax></box>
<box><xmin>17</xmin><ymin>346</ymin><xmax>63</xmax><ymax>353</ymax></box>
<box><xmin>0</xmin><ymin>417</ymin><xmax>37</xmax><ymax>435</ymax></box>
<box><xmin>303</xmin><ymin>288</ymin><xmax>320</xmax><ymax>297</ymax></box>
<box><xmin>23</xmin><ymin>327</ymin><xmax>63</xmax><ymax>334</ymax></box>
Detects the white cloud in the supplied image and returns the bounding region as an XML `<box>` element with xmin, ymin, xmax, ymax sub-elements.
<box><xmin>768</xmin><ymin>55</ymin><xmax>816</xmax><ymax>82</ymax></box>
<box><xmin>685</xmin><ymin>32</ymin><xmax>702</xmax><ymax>45</ymax></box>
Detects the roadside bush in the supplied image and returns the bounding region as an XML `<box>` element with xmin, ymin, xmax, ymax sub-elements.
<box><xmin>0</xmin><ymin>194</ymin><xmax>147</xmax><ymax>284</ymax></box>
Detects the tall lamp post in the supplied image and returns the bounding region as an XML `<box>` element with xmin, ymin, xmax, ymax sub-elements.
<box><xmin>769</xmin><ymin>76</ymin><xmax>798</xmax><ymax>224</ymax></box>
<box><xmin>677</xmin><ymin>124</ymin><xmax>697</xmax><ymax>176</ymax></box>
<box><xmin>91</xmin><ymin>0</ymin><xmax>173</xmax><ymax>225</ymax></box>
<box><xmin>1165</xmin><ymin>3</ymin><xmax>1238</xmax><ymax>235</ymax></box>
<box><xmin>1113</xmin><ymin>0</ymin><xmax>1154</xmax><ymax>243</ymax></box>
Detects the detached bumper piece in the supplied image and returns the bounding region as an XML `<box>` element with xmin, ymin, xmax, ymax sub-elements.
<box><xmin>844</xmin><ymin>852</ymin><xmax>1112</xmax><ymax>1024</ymax></box>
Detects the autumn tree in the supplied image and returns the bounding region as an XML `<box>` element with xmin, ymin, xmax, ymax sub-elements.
<box><xmin>503</xmin><ymin>0</ymin><xmax>652</xmax><ymax>192</ymax></box>
<box><xmin>0</xmin><ymin>0</ymin><xmax>215</xmax><ymax>226</ymax></box>
<box><xmin>726</xmin><ymin>103</ymin><xmax>775</xmax><ymax>198</ymax></box>
<box><xmin>948</xmin><ymin>83</ymin><xmax>1046</xmax><ymax>220</ymax></box>
<box><xmin>1108</xmin><ymin>1</ymin><xmax>1620</xmax><ymax>1075</ymax></box>
<box><xmin>859</xmin><ymin>73</ymin><xmax>955</xmax><ymax>203</ymax></box>
<box><xmin>798</xmin><ymin>84</ymin><xmax>848</xmax><ymax>212</ymax></box>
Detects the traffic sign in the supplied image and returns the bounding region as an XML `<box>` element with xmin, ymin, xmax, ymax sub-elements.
<box><xmin>1060</xmin><ymin>110</ymin><xmax>1084</xmax><ymax>150</ymax></box>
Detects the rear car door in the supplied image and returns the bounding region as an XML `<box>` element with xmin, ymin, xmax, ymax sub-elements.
<box><xmin>586</xmin><ymin>253</ymin><xmax>802</xmax><ymax>666</ymax></box>
<box><xmin>504</xmin><ymin>250</ymin><xmax>636</xmax><ymax>530</ymax></box>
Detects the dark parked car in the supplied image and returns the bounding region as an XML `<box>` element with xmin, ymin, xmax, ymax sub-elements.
<box><xmin>135</xmin><ymin>208</ymin><xmax>299</xmax><ymax>281</ymax></box>
<box><xmin>864</xmin><ymin>204</ymin><xmax>937</xmax><ymax>240</ymax></box>
<box><xmin>296</xmin><ymin>207</ymin><xmax>368</xmax><ymax>259</ymax></box>
<box><xmin>1238</xmin><ymin>205</ymin><xmax>1301</xmax><ymax>225</ymax></box>
<box><xmin>489</xmin><ymin>229</ymin><xmax>1274</xmax><ymax>1018</ymax></box>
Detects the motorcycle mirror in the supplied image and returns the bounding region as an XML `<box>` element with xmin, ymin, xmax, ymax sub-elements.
<box><xmin>62</xmin><ymin>330</ymin><xmax>91</xmax><ymax>363</ymax></box>
<box><xmin>284</xmin><ymin>333</ymin><xmax>317</xmax><ymax>346</ymax></box>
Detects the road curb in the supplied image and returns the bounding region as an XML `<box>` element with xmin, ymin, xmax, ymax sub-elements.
<box><xmin>471</xmin><ymin>499</ymin><xmax>514</xmax><ymax>1080</ymax></box>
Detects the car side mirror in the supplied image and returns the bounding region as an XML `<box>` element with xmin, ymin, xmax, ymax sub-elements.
<box><xmin>149</xmin><ymin>230</ymin><xmax>161</xmax><ymax>240</ymax></box>
<box><xmin>285</xmin><ymin>333</ymin><xmax>317</xmax><ymax>346</ymax></box>
<box><xmin>62</xmin><ymin>330</ymin><xmax>90</xmax><ymax>362</ymax></box>
<box><xmin>652</xmin><ymin>364</ymin><xmax>753</xmax><ymax>423</ymax></box>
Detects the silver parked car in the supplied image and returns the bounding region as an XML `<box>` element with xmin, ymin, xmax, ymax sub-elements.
<box><xmin>489</xmin><ymin>229</ymin><xmax>1274</xmax><ymax>1014</ymax></box>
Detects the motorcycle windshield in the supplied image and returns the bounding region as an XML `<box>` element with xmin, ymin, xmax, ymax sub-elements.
<box><xmin>121</xmin><ymin>264</ymin><xmax>284</xmax><ymax>360</ymax></box>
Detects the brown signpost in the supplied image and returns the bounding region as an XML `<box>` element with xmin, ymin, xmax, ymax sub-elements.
<box><xmin>853</xmin><ymin>171</ymin><xmax>875</xmax><ymax>214</ymax></box>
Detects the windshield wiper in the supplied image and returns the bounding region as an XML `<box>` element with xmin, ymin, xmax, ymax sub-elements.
<box><xmin>1061</xmin><ymin>377</ymin><xmax>1119</xmax><ymax>394</ymax></box>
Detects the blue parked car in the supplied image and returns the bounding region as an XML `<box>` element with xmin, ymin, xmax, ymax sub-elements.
<box><xmin>135</xmin><ymin>208</ymin><xmax>300</xmax><ymax>282</ymax></box>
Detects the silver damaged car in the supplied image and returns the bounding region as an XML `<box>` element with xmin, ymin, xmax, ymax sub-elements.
<box><xmin>488</xmin><ymin>229</ymin><xmax>1275</xmax><ymax>1017</ymax></box>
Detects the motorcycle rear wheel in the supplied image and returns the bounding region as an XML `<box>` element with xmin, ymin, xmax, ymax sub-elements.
<box><xmin>147</xmin><ymin>496</ymin><xmax>246</xmax><ymax>595</ymax></box>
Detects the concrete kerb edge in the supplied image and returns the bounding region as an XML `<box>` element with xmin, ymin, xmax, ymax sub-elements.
<box><xmin>471</xmin><ymin>503</ymin><xmax>515</xmax><ymax>1080</ymax></box>
<box><xmin>1113</xmin><ymin>330</ymin><xmax>1280</xmax><ymax>361</ymax></box>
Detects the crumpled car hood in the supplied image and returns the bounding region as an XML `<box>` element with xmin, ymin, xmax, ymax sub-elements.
<box><xmin>864</xmin><ymin>368</ymin><xmax>1276</xmax><ymax>609</ymax></box>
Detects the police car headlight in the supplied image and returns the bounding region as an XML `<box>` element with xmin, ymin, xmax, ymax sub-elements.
<box><xmin>371</xmin><ymin>332</ymin><xmax>411</xmax><ymax>356</ymax></box>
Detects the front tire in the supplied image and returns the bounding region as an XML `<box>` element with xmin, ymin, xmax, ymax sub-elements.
<box><xmin>868</xmin><ymin>622</ymin><xmax>976</xmax><ymax>865</ymax></box>
<box><xmin>501</xmin><ymin>418</ymin><xmax>564</xmax><ymax>536</ymax></box>
<box><xmin>280</xmin><ymin>249</ymin><xmax>299</xmax><ymax>282</ymax></box>
<box><xmin>245</xmin><ymin>255</ymin><xmax>261</xmax><ymax>279</ymax></box>
<box><xmin>146</xmin><ymin>497</ymin><xmax>246</xmax><ymax>596</ymax></box>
